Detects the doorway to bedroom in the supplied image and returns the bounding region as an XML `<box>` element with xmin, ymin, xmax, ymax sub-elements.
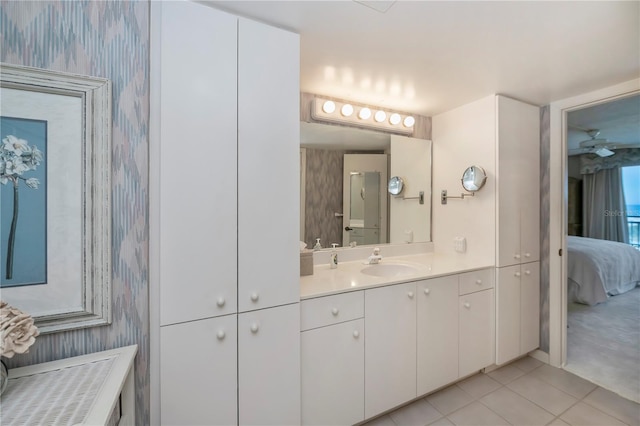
<box><xmin>564</xmin><ymin>94</ymin><xmax>640</xmax><ymax>403</ymax></box>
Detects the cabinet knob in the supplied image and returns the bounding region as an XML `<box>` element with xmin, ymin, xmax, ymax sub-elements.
<box><xmin>424</xmin><ymin>288</ymin><xmax>430</xmax><ymax>295</ymax></box>
<box><xmin>250</xmin><ymin>323</ymin><xmax>259</xmax><ymax>333</ymax></box>
<box><xmin>525</xmin><ymin>252</ymin><xmax>531</xmax><ymax>258</ymax></box>
<box><xmin>331</xmin><ymin>307</ymin><xmax>339</xmax><ymax>316</ymax></box>
<box><xmin>525</xmin><ymin>270</ymin><xmax>531</xmax><ymax>275</ymax></box>
<box><xmin>408</xmin><ymin>291</ymin><xmax>414</xmax><ymax>299</ymax></box>
<box><xmin>464</xmin><ymin>302</ymin><xmax>471</xmax><ymax>309</ymax></box>
<box><xmin>515</xmin><ymin>271</ymin><xmax>521</xmax><ymax>277</ymax></box>
<box><xmin>353</xmin><ymin>330</ymin><xmax>360</xmax><ymax>338</ymax></box>
<box><xmin>250</xmin><ymin>292</ymin><xmax>259</xmax><ymax>302</ymax></box>
<box><xmin>217</xmin><ymin>330</ymin><xmax>226</xmax><ymax>340</ymax></box>
<box><xmin>514</xmin><ymin>254</ymin><xmax>521</xmax><ymax>260</ymax></box>
<box><xmin>216</xmin><ymin>297</ymin><xmax>226</xmax><ymax>307</ymax></box>
<box><xmin>476</xmin><ymin>279</ymin><xmax>482</xmax><ymax>285</ymax></box>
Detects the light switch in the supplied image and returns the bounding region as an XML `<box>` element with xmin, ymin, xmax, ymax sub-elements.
<box><xmin>454</xmin><ymin>236</ymin><xmax>466</xmax><ymax>253</ymax></box>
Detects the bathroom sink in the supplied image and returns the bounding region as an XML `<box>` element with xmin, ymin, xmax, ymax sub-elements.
<box><xmin>361</xmin><ymin>263</ymin><xmax>419</xmax><ymax>278</ymax></box>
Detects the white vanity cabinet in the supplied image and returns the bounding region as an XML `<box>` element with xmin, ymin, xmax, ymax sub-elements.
<box><xmin>238</xmin><ymin>304</ymin><xmax>301</xmax><ymax>425</ymax></box>
<box><xmin>151</xmin><ymin>2</ymin><xmax>301</xmax><ymax>424</ymax></box>
<box><xmin>301</xmin><ymin>319</ymin><xmax>365</xmax><ymax>425</ymax></box>
<box><xmin>417</xmin><ymin>276</ymin><xmax>459</xmax><ymax>395</ymax></box>
<box><xmin>300</xmin><ymin>292</ymin><xmax>365</xmax><ymax>425</ymax></box>
<box><xmin>496</xmin><ymin>262</ymin><xmax>540</xmax><ymax>364</ymax></box>
<box><xmin>365</xmin><ymin>282</ymin><xmax>417</xmax><ymax>419</ymax></box>
<box><xmin>459</xmin><ymin>286</ymin><xmax>495</xmax><ymax>377</ymax></box>
<box><xmin>160</xmin><ymin>316</ymin><xmax>238</xmax><ymax>426</ymax></box>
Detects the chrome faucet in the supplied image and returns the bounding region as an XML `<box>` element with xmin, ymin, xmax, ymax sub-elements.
<box><xmin>366</xmin><ymin>247</ymin><xmax>382</xmax><ymax>265</ymax></box>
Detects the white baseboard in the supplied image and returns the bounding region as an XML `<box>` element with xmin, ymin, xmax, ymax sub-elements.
<box><xmin>529</xmin><ymin>349</ymin><xmax>550</xmax><ymax>364</ymax></box>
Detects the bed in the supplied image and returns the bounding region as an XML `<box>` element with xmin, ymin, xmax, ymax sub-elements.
<box><xmin>567</xmin><ymin>236</ymin><xmax>640</xmax><ymax>305</ymax></box>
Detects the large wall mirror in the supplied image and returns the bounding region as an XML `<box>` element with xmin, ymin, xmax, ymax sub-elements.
<box><xmin>300</xmin><ymin>121</ymin><xmax>432</xmax><ymax>250</ymax></box>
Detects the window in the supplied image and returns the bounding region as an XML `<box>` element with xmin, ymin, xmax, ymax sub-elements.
<box><xmin>622</xmin><ymin>165</ymin><xmax>640</xmax><ymax>248</ymax></box>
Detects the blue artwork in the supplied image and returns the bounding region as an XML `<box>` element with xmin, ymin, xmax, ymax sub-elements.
<box><xmin>0</xmin><ymin>116</ymin><xmax>47</xmax><ymax>287</ymax></box>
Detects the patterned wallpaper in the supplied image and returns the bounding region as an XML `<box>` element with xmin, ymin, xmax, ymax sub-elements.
<box><xmin>304</xmin><ymin>149</ymin><xmax>345</xmax><ymax>249</ymax></box>
<box><xmin>0</xmin><ymin>1</ymin><xmax>150</xmax><ymax>424</ymax></box>
<box><xmin>539</xmin><ymin>105</ymin><xmax>551</xmax><ymax>353</ymax></box>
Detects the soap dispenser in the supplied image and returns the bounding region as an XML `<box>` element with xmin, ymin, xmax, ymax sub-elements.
<box><xmin>313</xmin><ymin>238</ymin><xmax>322</xmax><ymax>251</ymax></box>
<box><xmin>330</xmin><ymin>243</ymin><xmax>339</xmax><ymax>269</ymax></box>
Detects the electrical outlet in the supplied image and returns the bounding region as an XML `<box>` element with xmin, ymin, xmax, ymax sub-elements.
<box><xmin>454</xmin><ymin>236</ymin><xmax>466</xmax><ymax>253</ymax></box>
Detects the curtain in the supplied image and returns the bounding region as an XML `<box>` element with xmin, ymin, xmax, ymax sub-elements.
<box><xmin>582</xmin><ymin>167</ymin><xmax>629</xmax><ymax>243</ymax></box>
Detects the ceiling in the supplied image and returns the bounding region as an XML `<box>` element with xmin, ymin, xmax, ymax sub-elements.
<box><xmin>208</xmin><ymin>0</ymin><xmax>639</xmax><ymax>118</ymax></box>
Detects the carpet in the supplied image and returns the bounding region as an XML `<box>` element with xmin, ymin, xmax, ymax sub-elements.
<box><xmin>565</xmin><ymin>286</ymin><xmax>640</xmax><ymax>403</ymax></box>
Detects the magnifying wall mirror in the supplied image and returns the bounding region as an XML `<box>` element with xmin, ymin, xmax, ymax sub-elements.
<box><xmin>461</xmin><ymin>165</ymin><xmax>487</xmax><ymax>192</ymax></box>
<box><xmin>388</xmin><ymin>176</ymin><xmax>404</xmax><ymax>195</ymax></box>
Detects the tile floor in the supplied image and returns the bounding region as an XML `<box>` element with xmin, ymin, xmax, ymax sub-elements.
<box><xmin>362</xmin><ymin>356</ymin><xmax>640</xmax><ymax>426</ymax></box>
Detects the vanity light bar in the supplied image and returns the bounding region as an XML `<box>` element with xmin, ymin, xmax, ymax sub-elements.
<box><xmin>311</xmin><ymin>97</ymin><xmax>414</xmax><ymax>135</ymax></box>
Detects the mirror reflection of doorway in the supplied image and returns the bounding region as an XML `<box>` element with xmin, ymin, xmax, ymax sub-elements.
<box><xmin>342</xmin><ymin>154</ymin><xmax>388</xmax><ymax>247</ymax></box>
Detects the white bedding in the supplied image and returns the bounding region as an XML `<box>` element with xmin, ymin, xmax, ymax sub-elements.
<box><xmin>567</xmin><ymin>236</ymin><xmax>640</xmax><ymax>305</ymax></box>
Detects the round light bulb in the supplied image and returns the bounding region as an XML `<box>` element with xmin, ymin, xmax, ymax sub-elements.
<box><xmin>403</xmin><ymin>116</ymin><xmax>415</xmax><ymax>127</ymax></box>
<box><xmin>322</xmin><ymin>100</ymin><xmax>336</xmax><ymax>114</ymax></box>
<box><xmin>358</xmin><ymin>107</ymin><xmax>371</xmax><ymax>120</ymax></box>
<box><xmin>374</xmin><ymin>110</ymin><xmax>386</xmax><ymax>123</ymax></box>
<box><xmin>341</xmin><ymin>104</ymin><xmax>354</xmax><ymax>117</ymax></box>
<box><xmin>389</xmin><ymin>113</ymin><xmax>401</xmax><ymax>125</ymax></box>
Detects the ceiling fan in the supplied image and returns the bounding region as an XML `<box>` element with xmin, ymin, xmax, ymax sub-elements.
<box><xmin>568</xmin><ymin>129</ymin><xmax>627</xmax><ymax>157</ymax></box>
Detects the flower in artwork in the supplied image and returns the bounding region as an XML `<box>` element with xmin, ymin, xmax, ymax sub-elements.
<box><xmin>0</xmin><ymin>135</ymin><xmax>44</xmax><ymax>280</ymax></box>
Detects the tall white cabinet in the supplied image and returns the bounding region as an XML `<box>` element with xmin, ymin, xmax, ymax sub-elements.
<box><xmin>150</xmin><ymin>2</ymin><xmax>300</xmax><ymax>424</ymax></box>
<box><xmin>495</xmin><ymin>96</ymin><xmax>541</xmax><ymax>365</ymax></box>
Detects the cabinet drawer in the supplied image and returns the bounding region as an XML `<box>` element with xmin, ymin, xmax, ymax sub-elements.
<box><xmin>459</xmin><ymin>268</ymin><xmax>494</xmax><ymax>295</ymax></box>
<box><xmin>301</xmin><ymin>291</ymin><xmax>364</xmax><ymax>331</ymax></box>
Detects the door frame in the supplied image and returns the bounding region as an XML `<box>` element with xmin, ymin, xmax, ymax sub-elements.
<box><xmin>547</xmin><ymin>78</ymin><xmax>639</xmax><ymax>367</ymax></box>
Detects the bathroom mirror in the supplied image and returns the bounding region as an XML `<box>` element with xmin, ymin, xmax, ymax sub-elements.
<box><xmin>387</xmin><ymin>176</ymin><xmax>404</xmax><ymax>195</ymax></box>
<box><xmin>461</xmin><ymin>165</ymin><xmax>487</xmax><ymax>192</ymax></box>
<box><xmin>300</xmin><ymin>121</ymin><xmax>432</xmax><ymax>249</ymax></box>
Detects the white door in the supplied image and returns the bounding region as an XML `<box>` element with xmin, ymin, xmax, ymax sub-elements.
<box><xmin>160</xmin><ymin>315</ymin><xmax>237</xmax><ymax>425</ymax></box>
<box><xmin>417</xmin><ymin>276</ymin><xmax>459</xmax><ymax>395</ymax></box>
<box><xmin>496</xmin><ymin>265</ymin><xmax>522</xmax><ymax>365</ymax></box>
<box><xmin>237</xmin><ymin>17</ymin><xmax>300</xmax><ymax>312</ymax></box>
<box><xmin>301</xmin><ymin>319</ymin><xmax>365</xmax><ymax>425</ymax></box>
<box><xmin>459</xmin><ymin>289</ymin><xmax>495</xmax><ymax>377</ymax></box>
<box><xmin>342</xmin><ymin>154</ymin><xmax>388</xmax><ymax>246</ymax></box>
<box><xmin>158</xmin><ymin>1</ymin><xmax>238</xmax><ymax>326</ymax></box>
<box><xmin>521</xmin><ymin>262</ymin><xmax>540</xmax><ymax>354</ymax></box>
<box><xmin>365</xmin><ymin>282</ymin><xmax>417</xmax><ymax>418</ymax></box>
<box><xmin>238</xmin><ymin>304</ymin><xmax>300</xmax><ymax>425</ymax></box>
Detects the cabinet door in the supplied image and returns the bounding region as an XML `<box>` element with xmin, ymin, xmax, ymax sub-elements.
<box><xmin>520</xmin><ymin>262</ymin><xmax>540</xmax><ymax>354</ymax></box>
<box><xmin>237</xmin><ymin>18</ymin><xmax>300</xmax><ymax>312</ymax></box>
<box><xmin>365</xmin><ymin>283</ymin><xmax>417</xmax><ymax>418</ymax></box>
<box><xmin>301</xmin><ymin>319</ymin><xmax>364</xmax><ymax>425</ymax></box>
<box><xmin>238</xmin><ymin>304</ymin><xmax>300</xmax><ymax>425</ymax></box>
<box><xmin>517</xmin><ymin>102</ymin><xmax>540</xmax><ymax>263</ymax></box>
<box><xmin>459</xmin><ymin>289</ymin><xmax>495</xmax><ymax>377</ymax></box>
<box><xmin>496</xmin><ymin>97</ymin><xmax>522</xmax><ymax>268</ymax></box>
<box><xmin>417</xmin><ymin>276</ymin><xmax>459</xmax><ymax>396</ymax></box>
<box><xmin>496</xmin><ymin>266</ymin><xmax>521</xmax><ymax>365</ymax></box>
<box><xmin>159</xmin><ymin>2</ymin><xmax>238</xmax><ymax>325</ymax></box>
<box><xmin>161</xmin><ymin>315</ymin><xmax>237</xmax><ymax>425</ymax></box>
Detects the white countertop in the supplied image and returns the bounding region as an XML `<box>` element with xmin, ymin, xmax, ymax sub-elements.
<box><xmin>300</xmin><ymin>252</ymin><xmax>494</xmax><ymax>299</ymax></box>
